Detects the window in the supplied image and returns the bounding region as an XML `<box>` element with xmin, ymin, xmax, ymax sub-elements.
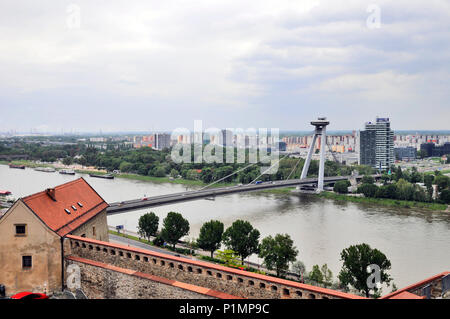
<box><xmin>92</xmin><ymin>226</ymin><xmax>96</xmax><ymax>236</ymax></box>
<box><xmin>15</xmin><ymin>224</ymin><xmax>26</xmax><ymax>236</ymax></box>
<box><xmin>22</xmin><ymin>256</ymin><xmax>32</xmax><ymax>269</ymax></box>
<box><xmin>283</xmin><ymin>288</ymin><xmax>290</xmax><ymax>296</ymax></box>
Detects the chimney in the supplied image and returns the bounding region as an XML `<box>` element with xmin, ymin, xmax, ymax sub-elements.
<box><xmin>46</xmin><ymin>188</ymin><xmax>56</xmax><ymax>201</ymax></box>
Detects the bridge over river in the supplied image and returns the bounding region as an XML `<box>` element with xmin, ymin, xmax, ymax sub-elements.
<box><xmin>106</xmin><ymin>175</ymin><xmax>377</xmax><ymax>214</ymax></box>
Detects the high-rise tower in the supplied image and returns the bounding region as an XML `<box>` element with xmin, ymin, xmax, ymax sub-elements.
<box><xmin>359</xmin><ymin>117</ymin><xmax>394</xmax><ymax>170</ymax></box>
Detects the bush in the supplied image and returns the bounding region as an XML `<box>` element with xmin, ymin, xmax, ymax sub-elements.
<box><xmin>357</xmin><ymin>183</ymin><xmax>378</xmax><ymax>198</ymax></box>
<box><xmin>334</xmin><ymin>180</ymin><xmax>351</xmax><ymax>194</ymax></box>
<box><xmin>440</xmin><ymin>188</ymin><xmax>450</xmax><ymax>204</ymax></box>
<box><xmin>153</xmin><ymin>235</ymin><xmax>165</xmax><ymax>247</ymax></box>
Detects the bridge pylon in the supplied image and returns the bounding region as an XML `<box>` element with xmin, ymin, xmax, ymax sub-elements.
<box><xmin>300</xmin><ymin>117</ymin><xmax>330</xmax><ymax>192</ymax></box>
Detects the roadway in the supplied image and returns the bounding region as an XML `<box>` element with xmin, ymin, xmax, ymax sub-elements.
<box><xmin>106</xmin><ymin>175</ymin><xmax>365</xmax><ymax>215</ymax></box>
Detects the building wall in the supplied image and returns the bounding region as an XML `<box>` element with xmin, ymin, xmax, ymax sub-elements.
<box><xmin>67</xmin><ymin>236</ymin><xmax>359</xmax><ymax>299</ymax></box>
<box><xmin>0</xmin><ymin>201</ymin><xmax>62</xmax><ymax>295</ymax></box>
<box><xmin>70</xmin><ymin>210</ymin><xmax>109</xmax><ymax>242</ymax></box>
<box><xmin>66</xmin><ymin>259</ymin><xmax>214</xmax><ymax>299</ymax></box>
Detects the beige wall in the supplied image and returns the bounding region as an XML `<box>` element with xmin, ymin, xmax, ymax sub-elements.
<box><xmin>0</xmin><ymin>201</ymin><xmax>62</xmax><ymax>296</ymax></box>
<box><xmin>70</xmin><ymin>210</ymin><xmax>109</xmax><ymax>242</ymax></box>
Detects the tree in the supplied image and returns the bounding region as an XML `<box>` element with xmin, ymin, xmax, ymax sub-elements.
<box><xmin>291</xmin><ymin>261</ymin><xmax>306</xmax><ymax>282</ymax></box>
<box><xmin>258</xmin><ymin>234</ymin><xmax>298</xmax><ymax>277</ymax></box>
<box><xmin>361</xmin><ymin>175</ymin><xmax>375</xmax><ymax>184</ymax></box>
<box><xmin>62</xmin><ymin>156</ymin><xmax>73</xmax><ymax>166</ymax></box>
<box><xmin>160</xmin><ymin>212</ymin><xmax>190</xmax><ymax>249</ymax></box>
<box><xmin>151</xmin><ymin>166</ymin><xmax>166</xmax><ymax>177</ymax></box>
<box><xmin>435</xmin><ymin>175</ymin><xmax>450</xmax><ymax>192</ymax></box>
<box><xmin>197</xmin><ymin>220</ymin><xmax>224</xmax><ymax>258</ymax></box>
<box><xmin>216</xmin><ymin>249</ymin><xmax>243</xmax><ymax>268</ymax></box>
<box><xmin>137</xmin><ymin>212</ymin><xmax>159</xmax><ymax>241</ymax></box>
<box><xmin>439</xmin><ymin>189</ymin><xmax>450</xmax><ymax>204</ymax></box>
<box><xmin>309</xmin><ymin>265</ymin><xmax>324</xmax><ymax>284</ymax></box>
<box><xmin>409</xmin><ymin>167</ymin><xmax>423</xmax><ymax>184</ymax></box>
<box><xmin>170</xmin><ymin>168</ymin><xmax>179</xmax><ymax>178</ymax></box>
<box><xmin>333</xmin><ymin>180</ymin><xmax>350</xmax><ymax>194</ymax></box>
<box><xmin>338</xmin><ymin>243</ymin><xmax>392</xmax><ymax>297</ymax></box>
<box><xmin>222</xmin><ymin>220</ymin><xmax>260</xmax><ymax>263</ymax></box>
<box><xmin>119</xmin><ymin>161</ymin><xmax>133</xmax><ymax>173</ymax></box>
<box><xmin>357</xmin><ymin>183</ymin><xmax>378</xmax><ymax>198</ymax></box>
<box><xmin>321</xmin><ymin>264</ymin><xmax>334</xmax><ymax>287</ymax></box>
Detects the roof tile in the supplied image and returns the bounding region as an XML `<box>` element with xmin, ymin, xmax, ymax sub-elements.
<box><xmin>22</xmin><ymin>178</ymin><xmax>108</xmax><ymax>237</ymax></box>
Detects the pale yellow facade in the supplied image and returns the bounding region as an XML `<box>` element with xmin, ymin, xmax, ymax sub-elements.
<box><xmin>0</xmin><ymin>200</ymin><xmax>62</xmax><ymax>295</ymax></box>
<box><xmin>0</xmin><ymin>200</ymin><xmax>109</xmax><ymax>296</ymax></box>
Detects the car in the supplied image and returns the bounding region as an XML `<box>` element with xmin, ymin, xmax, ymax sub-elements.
<box><xmin>255</xmin><ymin>181</ymin><xmax>262</xmax><ymax>184</ymax></box>
<box><xmin>142</xmin><ymin>197</ymin><xmax>148</xmax><ymax>201</ymax></box>
<box><xmin>10</xmin><ymin>292</ymin><xmax>49</xmax><ymax>299</ymax></box>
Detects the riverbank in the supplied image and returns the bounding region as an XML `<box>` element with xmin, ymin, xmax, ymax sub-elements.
<box><xmin>1</xmin><ymin>160</ymin><xmax>263</xmax><ymax>190</ymax></box>
<box><xmin>319</xmin><ymin>191</ymin><xmax>448</xmax><ymax>211</ymax></box>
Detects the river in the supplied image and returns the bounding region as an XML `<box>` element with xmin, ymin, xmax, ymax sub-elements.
<box><xmin>1</xmin><ymin>164</ymin><xmax>449</xmax><ymax>289</ymax></box>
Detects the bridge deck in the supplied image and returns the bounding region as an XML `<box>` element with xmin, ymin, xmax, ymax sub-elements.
<box><xmin>106</xmin><ymin>175</ymin><xmax>370</xmax><ymax>214</ymax></box>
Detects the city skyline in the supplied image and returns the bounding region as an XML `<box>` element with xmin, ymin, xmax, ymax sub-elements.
<box><xmin>1</xmin><ymin>1</ymin><xmax>450</xmax><ymax>132</ymax></box>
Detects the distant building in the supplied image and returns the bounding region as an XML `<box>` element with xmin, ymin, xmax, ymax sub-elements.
<box><xmin>220</xmin><ymin>130</ymin><xmax>233</xmax><ymax>147</ymax></box>
<box><xmin>0</xmin><ymin>178</ymin><xmax>109</xmax><ymax>295</ymax></box>
<box><xmin>359</xmin><ymin>117</ymin><xmax>394</xmax><ymax>170</ymax></box>
<box><xmin>154</xmin><ymin>133</ymin><xmax>171</xmax><ymax>150</ymax></box>
<box><xmin>420</xmin><ymin>142</ymin><xmax>450</xmax><ymax>157</ymax></box>
<box><xmin>395</xmin><ymin>146</ymin><xmax>417</xmax><ymax>161</ymax></box>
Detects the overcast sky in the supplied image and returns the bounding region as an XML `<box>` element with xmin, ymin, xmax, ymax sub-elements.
<box><xmin>0</xmin><ymin>0</ymin><xmax>449</xmax><ymax>133</ymax></box>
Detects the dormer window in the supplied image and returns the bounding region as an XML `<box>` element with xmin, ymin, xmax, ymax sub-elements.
<box><xmin>71</xmin><ymin>205</ymin><xmax>77</xmax><ymax>211</ymax></box>
<box><xmin>77</xmin><ymin>202</ymin><xmax>83</xmax><ymax>208</ymax></box>
<box><xmin>64</xmin><ymin>208</ymin><xmax>71</xmax><ymax>214</ymax></box>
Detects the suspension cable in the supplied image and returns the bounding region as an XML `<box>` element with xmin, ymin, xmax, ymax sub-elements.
<box><xmin>247</xmin><ymin>154</ymin><xmax>289</xmax><ymax>185</ymax></box>
<box><xmin>286</xmin><ymin>156</ymin><xmax>302</xmax><ymax>180</ymax></box>
<box><xmin>199</xmin><ymin>162</ymin><xmax>258</xmax><ymax>190</ymax></box>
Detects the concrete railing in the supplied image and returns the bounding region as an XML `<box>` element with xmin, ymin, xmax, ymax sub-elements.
<box><xmin>66</xmin><ymin>235</ymin><xmax>365</xmax><ymax>299</ymax></box>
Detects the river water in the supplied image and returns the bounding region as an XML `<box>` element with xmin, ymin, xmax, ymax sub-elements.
<box><xmin>1</xmin><ymin>164</ymin><xmax>449</xmax><ymax>289</ymax></box>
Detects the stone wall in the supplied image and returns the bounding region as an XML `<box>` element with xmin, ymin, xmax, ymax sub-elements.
<box><xmin>66</xmin><ymin>235</ymin><xmax>363</xmax><ymax>299</ymax></box>
<box><xmin>66</xmin><ymin>258</ymin><xmax>214</xmax><ymax>299</ymax></box>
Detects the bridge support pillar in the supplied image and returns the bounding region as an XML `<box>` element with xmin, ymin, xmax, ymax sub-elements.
<box><xmin>300</xmin><ymin>117</ymin><xmax>330</xmax><ymax>192</ymax></box>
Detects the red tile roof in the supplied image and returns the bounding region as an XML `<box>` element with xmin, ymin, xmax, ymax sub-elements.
<box><xmin>22</xmin><ymin>178</ymin><xmax>109</xmax><ymax>237</ymax></box>
<box><xmin>388</xmin><ymin>291</ymin><xmax>425</xmax><ymax>299</ymax></box>
<box><xmin>66</xmin><ymin>255</ymin><xmax>241</xmax><ymax>299</ymax></box>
